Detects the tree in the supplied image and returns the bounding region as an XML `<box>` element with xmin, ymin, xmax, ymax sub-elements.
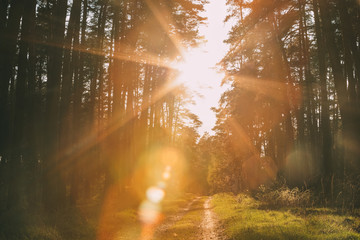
<box><xmin>215</xmin><ymin>0</ymin><xmax>360</xmax><ymax>202</ymax></box>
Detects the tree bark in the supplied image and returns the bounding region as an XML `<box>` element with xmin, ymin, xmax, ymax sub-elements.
<box><xmin>0</xmin><ymin>0</ymin><xmax>24</xmax><ymax>169</ymax></box>
<box><xmin>43</xmin><ymin>0</ymin><xmax>67</xmax><ymax>211</ymax></box>
<box><xmin>319</xmin><ymin>0</ymin><xmax>360</xmax><ymax>175</ymax></box>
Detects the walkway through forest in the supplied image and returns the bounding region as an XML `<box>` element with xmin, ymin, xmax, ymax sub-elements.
<box><xmin>155</xmin><ymin>196</ymin><xmax>226</xmax><ymax>240</ymax></box>
<box><xmin>125</xmin><ymin>196</ymin><xmax>227</xmax><ymax>240</ymax></box>
<box><xmin>199</xmin><ymin>197</ymin><xmax>226</xmax><ymax>240</ymax></box>
<box><xmin>155</xmin><ymin>197</ymin><xmax>225</xmax><ymax>240</ymax></box>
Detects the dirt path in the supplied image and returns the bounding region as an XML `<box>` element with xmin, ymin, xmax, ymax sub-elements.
<box><xmin>198</xmin><ymin>196</ymin><xmax>226</xmax><ymax>240</ymax></box>
<box><xmin>155</xmin><ymin>196</ymin><xmax>226</xmax><ymax>240</ymax></box>
<box><xmin>115</xmin><ymin>196</ymin><xmax>226</xmax><ymax>240</ymax></box>
<box><xmin>154</xmin><ymin>196</ymin><xmax>202</xmax><ymax>234</ymax></box>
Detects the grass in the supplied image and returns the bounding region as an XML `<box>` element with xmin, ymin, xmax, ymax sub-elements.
<box><xmin>212</xmin><ymin>193</ymin><xmax>360</xmax><ymax>240</ymax></box>
<box><xmin>111</xmin><ymin>193</ymin><xmax>203</xmax><ymax>240</ymax></box>
<box><xmin>0</xmin><ymin>192</ymin><xmax>201</xmax><ymax>240</ymax></box>
<box><xmin>109</xmin><ymin>193</ymin><xmax>199</xmax><ymax>240</ymax></box>
<box><xmin>6</xmin><ymin>191</ymin><xmax>358</xmax><ymax>240</ymax></box>
<box><xmin>0</xmin><ymin>207</ymin><xmax>94</xmax><ymax>240</ymax></box>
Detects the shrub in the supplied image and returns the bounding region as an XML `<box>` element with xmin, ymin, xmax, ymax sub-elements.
<box><xmin>334</xmin><ymin>175</ymin><xmax>360</xmax><ymax>211</ymax></box>
<box><xmin>256</xmin><ymin>185</ymin><xmax>311</xmax><ymax>208</ymax></box>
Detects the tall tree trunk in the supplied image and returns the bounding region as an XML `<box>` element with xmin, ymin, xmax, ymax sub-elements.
<box><xmin>271</xmin><ymin>13</ymin><xmax>295</xmax><ymax>170</ymax></box>
<box><xmin>106</xmin><ymin>1</ymin><xmax>125</xmax><ymax>192</ymax></box>
<box><xmin>313</xmin><ymin>0</ymin><xmax>334</xmax><ymax>202</ymax></box>
<box><xmin>25</xmin><ymin>0</ymin><xmax>39</xmax><ymax>207</ymax></box>
<box><xmin>0</xmin><ymin>0</ymin><xmax>24</xmax><ymax>173</ymax></box>
<box><xmin>319</xmin><ymin>0</ymin><xmax>360</xmax><ymax>175</ymax></box>
<box><xmin>43</xmin><ymin>0</ymin><xmax>67</xmax><ymax>211</ymax></box>
<box><xmin>70</xmin><ymin>0</ymin><xmax>88</xmax><ymax>205</ymax></box>
<box><xmin>7</xmin><ymin>0</ymin><xmax>30</xmax><ymax>209</ymax></box>
<box><xmin>0</xmin><ymin>0</ymin><xmax>8</xmax><ymax>39</ymax></box>
<box><xmin>60</xmin><ymin>0</ymin><xmax>81</xmax><ymax>205</ymax></box>
<box><xmin>301</xmin><ymin>0</ymin><xmax>316</xmax><ymax>177</ymax></box>
<box><xmin>313</xmin><ymin>0</ymin><xmax>333</xmax><ymax>177</ymax></box>
<box><xmin>337</xmin><ymin>0</ymin><xmax>360</xmax><ymax>98</ymax></box>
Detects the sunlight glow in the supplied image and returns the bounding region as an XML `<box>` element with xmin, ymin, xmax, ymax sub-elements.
<box><xmin>146</xmin><ymin>187</ymin><xmax>165</xmax><ymax>204</ymax></box>
<box><xmin>169</xmin><ymin>0</ymin><xmax>232</xmax><ymax>135</ymax></box>
<box><xmin>165</xmin><ymin>165</ymin><xmax>172</xmax><ymax>172</ymax></box>
<box><xmin>139</xmin><ymin>200</ymin><xmax>162</xmax><ymax>224</ymax></box>
<box><xmin>162</xmin><ymin>171</ymin><xmax>171</xmax><ymax>180</ymax></box>
<box><xmin>170</xmin><ymin>48</ymin><xmax>228</xmax><ymax>136</ymax></box>
<box><xmin>157</xmin><ymin>181</ymin><xmax>167</xmax><ymax>189</ymax></box>
<box><xmin>173</xmin><ymin>49</ymin><xmax>224</xmax><ymax>90</ymax></box>
<box><xmin>162</xmin><ymin>165</ymin><xmax>172</xmax><ymax>180</ymax></box>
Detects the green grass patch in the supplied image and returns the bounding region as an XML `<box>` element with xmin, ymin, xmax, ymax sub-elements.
<box><xmin>212</xmin><ymin>193</ymin><xmax>360</xmax><ymax>240</ymax></box>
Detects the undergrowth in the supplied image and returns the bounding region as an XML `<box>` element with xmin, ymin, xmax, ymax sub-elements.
<box><xmin>212</xmin><ymin>192</ymin><xmax>360</xmax><ymax>240</ymax></box>
<box><xmin>0</xmin><ymin>207</ymin><xmax>94</xmax><ymax>240</ymax></box>
<box><xmin>0</xmin><ymin>192</ymin><xmax>197</xmax><ymax>240</ymax></box>
<box><xmin>256</xmin><ymin>185</ymin><xmax>311</xmax><ymax>208</ymax></box>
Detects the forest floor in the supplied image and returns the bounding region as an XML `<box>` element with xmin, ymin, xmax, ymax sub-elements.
<box><xmin>113</xmin><ymin>195</ymin><xmax>226</xmax><ymax>240</ymax></box>
<box><xmin>211</xmin><ymin>193</ymin><xmax>360</xmax><ymax>240</ymax></box>
<box><xmin>1</xmin><ymin>193</ymin><xmax>360</xmax><ymax>239</ymax></box>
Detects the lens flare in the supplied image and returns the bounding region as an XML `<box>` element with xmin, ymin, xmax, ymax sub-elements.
<box><xmin>139</xmin><ymin>186</ymin><xmax>165</xmax><ymax>225</ymax></box>
<box><xmin>157</xmin><ymin>181</ymin><xmax>167</xmax><ymax>189</ymax></box>
<box><xmin>146</xmin><ymin>186</ymin><xmax>165</xmax><ymax>203</ymax></box>
<box><xmin>138</xmin><ymin>200</ymin><xmax>161</xmax><ymax>224</ymax></box>
<box><xmin>162</xmin><ymin>171</ymin><xmax>171</xmax><ymax>180</ymax></box>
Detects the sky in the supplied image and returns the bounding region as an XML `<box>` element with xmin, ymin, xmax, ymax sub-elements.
<box><xmin>179</xmin><ymin>1</ymin><xmax>232</xmax><ymax>136</ymax></box>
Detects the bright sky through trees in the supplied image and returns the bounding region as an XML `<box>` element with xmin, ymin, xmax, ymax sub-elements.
<box><xmin>178</xmin><ymin>1</ymin><xmax>232</xmax><ymax>135</ymax></box>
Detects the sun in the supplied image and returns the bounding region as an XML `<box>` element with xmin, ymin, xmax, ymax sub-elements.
<box><xmin>172</xmin><ymin>48</ymin><xmax>223</xmax><ymax>92</ymax></box>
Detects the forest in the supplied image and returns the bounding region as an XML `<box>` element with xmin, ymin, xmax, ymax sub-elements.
<box><xmin>0</xmin><ymin>0</ymin><xmax>360</xmax><ymax>239</ymax></box>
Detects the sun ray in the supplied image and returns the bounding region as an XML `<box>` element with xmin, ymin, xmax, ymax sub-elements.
<box><xmin>222</xmin><ymin>1</ymin><xmax>283</xmax><ymax>59</ymax></box>
<box><xmin>144</xmin><ymin>0</ymin><xmax>186</xmax><ymax>57</ymax></box>
<box><xmin>52</xmin><ymin>61</ymin><xmax>184</xmax><ymax>177</ymax></box>
<box><xmin>45</xmin><ymin>0</ymin><xmax>195</xmax><ymax>176</ymax></box>
<box><xmin>226</xmin><ymin>73</ymin><xmax>295</xmax><ymax>104</ymax></box>
<box><xmin>27</xmin><ymin>37</ymin><xmax>176</xmax><ymax>69</ymax></box>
